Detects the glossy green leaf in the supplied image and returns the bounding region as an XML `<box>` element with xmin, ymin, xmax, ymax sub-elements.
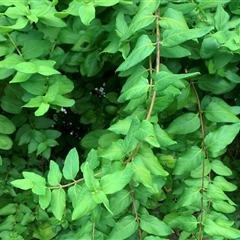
<box><xmin>62</xmin><ymin>148</ymin><xmax>79</xmax><ymax>180</ymax></box>
<box><xmin>35</xmin><ymin>102</ymin><xmax>50</xmax><ymax>116</ymax></box>
<box><xmin>51</xmin><ymin>189</ymin><xmax>66</xmax><ymax>220</ymax></box>
<box><xmin>166</xmin><ymin>113</ymin><xmax>200</xmax><ymax>134</ymax></box>
<box><xmin>37</xmin><ymin>65</ymin><xmax>60</xmax><ymax>76</ymax></box>
<box><xmin>140</xmin><ymin>214</ymin><xmax>173</xmax><ymax>236</ymax></box>
<box><xmin>169</xmin><ymin>215</ymin><xmax>197</xmax><ymax>232</ymax></box>
<box><xmin>50</xmin><ymin>95</ymin><xmax>75</xmax><ymax>107</ymax></box>
<box><xmin>118</xmin><ymin>76</ymin><xmax>149</xmax><ymax>103</ymax></box>
<box><xmin>100</xmin><ymin>168</ymin><xmax>134</xmax><ymax>194</ymax></box>
<box><xmin>204</xmin><ymin>97</ymin><xmax>240</xmax><ymax>123</ymax></box>
<box><xmin>162</xmin><ymin>27</ymin><xmax>213</xmax><ymax>47</ymax></box>
<box><xmin>204</xmin><ymin>123</ymin><xmax>240</xmax><ymax>157</ymax></box>
<box><xmin>0</xmin><ymin>115</ymin><xmax>16</xmax><ymax>134</ymax></box>
<box><xmin>10</xmin><ymin>72</ymin><xmax>31</xmax><ymax>83</ymax></box>
<box><xmin>204</xmin><ymin>218</ymin><xmax>240</xmax><ymax>239</ymax></box>
<box><xmin>47</xmin><ymin>160</ymin><xmax>62</xmax><ymax>186</ymax></box>
<box><xmin>14</xmin><ymin>62</ymin><xmax>38</xmax><ymax>74</ymax></box>
<box><xmin>116</xmin><ymin>35</ymin><xmax>155</xmax><ymax>72</ymax></box>
<box><xmin>213</xmin><ymin>176</ymin><xmax>237</xmax><ymax>192</ymax></box>
<box><xmin>109</xmin><ymin>215</ymin><xmax>138</xmax><ymax>240</ymax></box>
<box><xmin>23</xmin><ymin>172</ymin><xmax>46</xmax><ymax>195</ymax></box>
<box><xmin>173</xmin><ymin>146</ymin><xmax>205</xmax><ymax>175</ymax></box>
<box><xmin>78</xmin><ymin>3</ymin><xmax>95</xmax><ymax>25</ymax></box>
<box><xmin>44</xmin><ymin>82</ymin><xmax>59</xmax><ymax>103</ymax></box>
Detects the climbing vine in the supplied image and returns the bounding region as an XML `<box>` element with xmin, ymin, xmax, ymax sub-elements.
<box><xmin>0</xmin><ymin>0</ymin><xmax>240</xmax><ymax>239</ymax></box>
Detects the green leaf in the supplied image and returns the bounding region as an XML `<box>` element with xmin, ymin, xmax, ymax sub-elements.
<box><xmin>62</xmin><ymin>148</ymin><xmax>79</xmax><ymax>180</ymax></box>
<box><xmin>212</xmin><ymin>200</ymin><xmax>236</xmax><ymax>213</ymax></box>
<box><xmin>131</xmin><ymin>156</ymin><xmax>153</xmax><ymax>190</ymax></box>
<box><xmin>23</xmin><ymin>96</ymin><xmax>43</xmax><ymax>108</ymax></box>
<box><xmin>78</xmin><ymin>3</ymin><xmax>95</xmax><ymax>25</ymax></box>
<box><xmin>122</xmin><ymin>117</ymin><xmax>140</xmax><ymax>153</ymax></box>
<box><xmin>37</xmin><ymin>65</ymin><xmax>60</xmax><ymax>76</ymax></box>
<box><xmin>173</xmin><ymin>146</ymin><xmax>205</xmax><ymax>175</ymax></box>
<box><xmin>95</xmin><ymin>0</ymin><xmax>119</xmax><ymax>7</ymax></box>
<box><xmin>72</xmin><ymin>190</ymin><xmax>98</xmax><ymax>220</ymax></box>
<box><xmin>109</xmin><ymin>189</ymin><xmax>131</xmax><ymax>216</ymax></box>
<box><xmin>134</xmin><ymin>120</ymin><xmax>160</xmax><ymax>148</ymax></box>
<box><xmin>154</xmin><ymin>124</ymin><xmax>176</xmax><ymax>147</ymax></box>
<box><xmin>213</xmin><ymin>176</ymin><xmax>237</xmax><ymax>192</ymax></box>
<box><xmin>169</xmin><ymin>215</ymin><xmax>197</xmax><ymax>232</ymax></box>
<box><xmin>118</xmin><ymin>76</ymin><xmax>149</xmax><ymax>103</ymax></box>
<box><xmin>204</xmin><ymin>97</ymin><xmax>240</xmax><ymax>123</ymax></box>
<box><xmin>108</xmin><ymin>116</ymin><xmax>133</xmax><ymax>135</ymax></box>
<box><xmin>0</xmin><ymin>204</ymin><xmax>17</xmax><ymax>216</ymax></box>
<box><xmin>92</xmin><ymin>190</ymin><xmax>112</xmax><ymax>214</ymax></box>
<box><xmin>39</xmin><ymin>188</ymin><xmax>51</xmax><ymax>210</ymax></box>
<box><xmin>0</xmin><ymin>115</ymin><xmax>16</xmax><ymax>134</ymax></box>
<box><xmin>44</xmin><ymin>82</ymin><xmax>59</xmax><ymax>103</ymax></box>
<box><xmin>81</xmin><ymin>129</ymin><xmax>107</xmax><ymax>149</ymax></box>
<box><xmin>68</xmin><ymin>184</ymin><xmax>82</xmax><ymax>208</ymax></box>
<box><xmin>23</xmin><ymin>172</ymin><xmax>46</xmax><ymax>195</ymax></box>
<box><xmin>204</xmin><ymin>123</ymin><xmax>240</xmax><ymax>157</ymax></box>
<box><xmin>166</xmin><ymin>113</ymin><xmax>200</xmax><ymax>134</ymax></box>
<box><xmin>100</xmin><ymin>168</ymin><xmax>134</xmax><ymax>194</ymax></box>
<box><xmin>214</xmin><ymin>4</ymin><xmax>229</xmax><ymax>31</ymax></box>
<box><xmin>35</xmin><ymin>102</ymin><xmax>50</xmax><ymax>116</ymax></box>
<box><xmin>51</xmin><ymin>189</ymin><xmax>66</xmax><ymax>220</ymax></box>
<box><xmin>211</xmin><ymin>160</ymin><xmax>232</xmax><ymax>176</ymax></box>
<box><xmin>175</xmin><ymin>186</ymin><xmax>201</xmax><ymax>209</ymax></box>
<box><xmin>85</xmin><ymin>149</ymin><xmax>99</xmax><ymax>169</ymax></box>
<box><xmin>11</xmin><ymin>179</ymin><xmax>34</xmax><ymax>190</ymax></box>
<box><xmin>109</xmin><ymin>215</ymin><xmax>138</xmax><ymax>240</ymax></box>
<box><xmin>10</xmin><ymin>72</ymin><xmax>31</xmax><ymax>83</ymax></box>
<box><xmin>50</xmin><ymin>95</ymin><xmax>75</xmax><ymax>107</ymax></box>
<box><xmin>140</xmin><ymin>214</ymin><xmax>173</xmax><ymax>236</ymax></box>
<box><xmin>162</xmin><ymin>27</ymin><xmax>213</xmax><ymax>47</ymax></box>
<box><xmin>47</xmin><ymin>160</ymin><xmax>62</xmax><ymax>186</ymax></box>
<box><xmin>204</xmin><ymin>218</ymin><xmax>240</xmax><ymax>239</ymax></box>
<box><xmin>116</xmin><ymin>35</ymin><xmax>155</xmax><ymax>72</ymax></box>
<box><xmin>82</xmin><ymin>162</ymin><xmax>100</xmax><ymax>191</ymax></box>
<box><xmin>100</xmin><ymin>139</ymin><xmax>125</xmax><ymax>161</ymax></box>
<box><xmin>137</xmin><ymin>147</ymin><xmax>169</xmax><ymax>177</ymax></box>
<box><xmin>14</xmin><ymin>62</ymin><xmax>38</xmax><ymax>74</ymax></box>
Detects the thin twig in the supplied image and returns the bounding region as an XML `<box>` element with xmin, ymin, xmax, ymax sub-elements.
<box><xmin>7</xmin><ymin>33</ymin><xmax>22</xmax><ymax>56</ymax></box>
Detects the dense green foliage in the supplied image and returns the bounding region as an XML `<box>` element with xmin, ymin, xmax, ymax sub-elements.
<box><xmin>1</xmin><ymin>0</ymin><xmax>240</xmax><ymax>239</ymax></box>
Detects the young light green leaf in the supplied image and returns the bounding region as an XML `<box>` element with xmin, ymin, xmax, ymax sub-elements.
<box><xmin>173</xmin><ymin>146</ymin><xmax>205</xmax><ymax>175</ymax></box>
<box><xmin>85</xmin><ymin>149</ymin><xmax>99</xmax><ymax>169</ymax></box>
<box><xmin>50</xmin><ymin>95</ymin><xmax>75</xmax><ymax>107</ymax></box>
<box><xmin>154</xmin><ymin>124</ymin><xmax>176</xmax><ymax>147</ymax></box>
<box><xmin>78</xmin><ymin>3</ymin><xmax>95</xmax><ymax>26</ymax></box>
<box><xmin>109</xmin><ymin>215</ymin><xmax>138</xmax><ymax>240</ymax></box>
<box><xmin>134</xmin><ymin>120</ymin><xmax>160</xmax><ymax>148</ymax></box>
<box><xmin>68</xmin><ymin>184</ymin><xmax>82</xmax><ymax>208</ymax></box>
<box><xmin>37</xmin><ymin>66</ymin><xmax>60</xmax><ymax>76</ymax></box>
<box><xmin>108</xmin><ymin>116</ymin><xmax>133</xmax><ymax>135</ymax></box>
<box><xmin>14</xmin><ymin>62</ymin><xmax>38</xmax><ymax>74</ymax></box>
<box><xmin>62</xmin><ymin>148</ymin><xmax>79</xmax><ymax>180</ymax></box>
<box><xmin>0</xmin><ymin>115</ymin><xmax>16</xmax><ymax>134</ymax></box>
<box><xmin>204</xmin><ymin>97</ymin><xmax>240</xmax><ymax>123</ymax></box>
<box><xmin>211</xmin><ymin>160</ymin><xmax>232</xmax><ymax>176</ymax></box>
<box><xmin>47</xmin><ymin>160</ymin><xmax>62</xmax><ymax>186</ymax></box>
<box><xmin>100</xmin><ymin>168</ymin><xmax>134</xmax><ymax>194</ymax></box>
<box><xmin>204</xmin><ymin>123</ymin><xmax>240</xmax><ymax>157</ymax></box>
<box><xmin>140</xmin><ymin>214</ymin><xmax>173</xmax><ymax>236</ymax></box>
<box><xmin>213</xmin><ymin>176</ymin><xmax>237</xmax><ymax>192</ymax></box>
<box><xmin>118</xmin><ymin>76</ymin><xmax>149</xmax><ymax>103</ymax></box>
<box><xmin>23</xmin><ymin>172</ymin><xmax>46</xmax><ymax>195</ymax></box>
<box><xmin>11</xmin><ymin>179</ymin><xmax>34</xmax><ymax>190</ymax></box>
<box><xmin>39</xmin><ymin>188</ymin><xmax>51</xmax><ymax>210</ymax></box>
<box><xmin>94</xmin><ymin>0</ymin><xmax>119</xmax><ymax>7</ymax></box>
<box><xmin>35</xmin><ymin>102</ymin><xmax>50</xmax><ymax>116</ymax></box>
<box><xmin>51</xmin><ymin>188</ymin><xmax>66</xmax><ymax>220</ymax></box>
<box><xmin>166</xmin><ymin>113</ymin><xmax>200</xmax><ymax>134</ymax></box>
<box><xmin>44</xmin><ymin>82</ymin><xmax>59</xmax><ymax>103</ymax></box>
<box><xmin>116</xmin><ymin>35</ymin><xmax>155</xmax><ymax>72</ymax></box>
